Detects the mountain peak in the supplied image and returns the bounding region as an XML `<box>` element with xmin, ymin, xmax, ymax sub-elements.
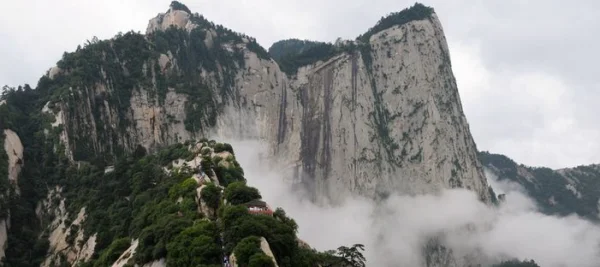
<box><xmin>169</xmin><ymin>1</ymin><xmax>192</xmax><ymax>14</ymax></box>
<box><xmin>146</xmin><ymin>1</ymin><xmax>196</xmax><ymax>34</ymax></box>
<box><xmin>358</xmin><ymin>2</ymin><xmax>435</xmax><ymax>42</ymax></box>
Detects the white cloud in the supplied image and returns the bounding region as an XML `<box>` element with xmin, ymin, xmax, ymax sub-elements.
<box><xmin>228</xmin><ymin>139</ymin><xmax>600</xmax><ymax>267</ymax></box>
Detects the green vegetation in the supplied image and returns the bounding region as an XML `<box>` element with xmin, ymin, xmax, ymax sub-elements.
<box><xmin>335</xmin><ymin>244</ymin><xmax>366</xmax><ymax>267</ymax></box>
<box><xmin>233</xmin><ymin>236</ymin><xmax>263</xmax><ymax>265</ymax></box>
<box><xmin>0</xmin><ymin>96</ymin><xmax>363</xmax><ymax>267</ymax></box>
<box><xmin>93</xmin><ymin>238</ymin><xmax>131</xmax><ymax>267</ymax></box>
<box><xmin>268</xmin><ymin>39</ymin><xmax>326</xmax><ymax>61</ymax></box>
<box><xmin>0</xmin><ymin>85</ymin><xmax>56</xmax><ymax>266</ymax></box>
<box><xmin>246</xmin><ymin>39</ymin><xmax>271</xmax><ymax>60</ymax></box>
<box><xmin>213</xmin><ymin>154</ymin><xmax>245</xmax><ymax>186</ymax></box>
<box><xmin>200</xmin><ymin>183</ymin><xmax>221</xmax><ymax>210</ymax></box>
<box><xmin>275</xmin><ymin>42</ymin><xmax>337</xmax><ymax>75</ymax></box>
<box><xmin>357</xmin><ymin>3</ymin><xmax>434</xmax><ymax>42</ymax></box>
<box><xmin>479</xmin><ymin>151</ymin><xmax>600</xmax><ymax>221</ymax></box>
<box><xmin>213</xmin><ymin>142</ymin><xmax>234</xmax><ymax>154</ymax></box>
<box><xmin>165</xmin><ymin>220</ymin><xmax>221</xmax><ymax>266</ymax></box>
<box><xmin>1</xmin><ymin>2</ymin><xmax>270</xmax><ymax>164</ymax></box>
<box><xmin>0</xmin><ymin>2</ymin><xmax>478</xmax><ymax>266</ymax></box>
<box><xmin>224</xmin><ymin>181</ymin><xmax>261</xmax><ymax>205</ymax></box>
<box><xmin>270</xmin><ymin>3</ymin><xmax>434</xmax><ymax>76</ymax></box>
<box><xmin>249</xmin><ymin>253</ymin><xmax>276</xmax><ymax>267</ymax></box>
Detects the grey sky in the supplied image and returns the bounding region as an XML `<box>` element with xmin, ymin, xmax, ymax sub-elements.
<box><xmin>1</xmin><ymin>0</ymin><xmax>599</xmax><ymax>169</ymax></box>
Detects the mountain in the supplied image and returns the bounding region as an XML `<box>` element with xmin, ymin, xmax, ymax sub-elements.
<box><xmin>268</xmin><ymin>4</ymin><xmax>493</xmax><ymax>203</ymax></box>
<box><xmin>22</xmin><ymin>1</ymin><xmax>493</xmax><ymax>204</ymax></box>
<box><xmin>480</xmin><ymin>151</ymin><xmax>600</xmax><ymax>221</ymax></box>
<box><xmin>0</xmin><ymin>1</ymin><xmax>501</xmax><ymax>266</ymax></box>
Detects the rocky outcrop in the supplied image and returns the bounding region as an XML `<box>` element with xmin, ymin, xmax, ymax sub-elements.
<box><xmin>47</xmin><ymin>66</ymin><xmax>62</xmax><ymax>80</ymax></box>
<box><xmin>146</xmin><ymin>8</ymin><xmax>195</xmax><ymax>34</ymax></box>
<box><xmin>196</xmin><ymin>185</ymin><xmax>216</xmax><ymax>217</ymax></box>
<box><xmin>259</xmin><ymin>237</ymin><xmax>279</xmax><ymax>267</ymax></box>
<box><xmin>112</xmin><ymin>239</ymin><xmax>138</xmax><ymax>267</ymax></box>
<box><xmin>3</xmin><ymin>129</ymin><xmax>23</xmax><ymax>186</ymax></box>
<box><xmin>229</xmin><ymin>253</ymin><xmax>238</xmax><ymax>267</ymax></box>
<box><xmin>228</xmin><ymin>237</ymin><xmax>279</xmax><ymax>267</ymax></box>
<box><xmin>40</xmin><ymin>192</ymin><xmax>97</xmax><ymax>267</ymax></box>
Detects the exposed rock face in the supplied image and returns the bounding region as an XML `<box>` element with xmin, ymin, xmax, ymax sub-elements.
<box><xmin>3</xmin><ymin>129</ymin><xmax>23</xmax><ymax>186</ymax></box>
<box><xmin>47</xmin><ymin>66</ymin><xmax>62</xmax><ymax>79</ymax></box>
<box><xmin>0</xmin><ymin>220</ymin><xmax>7</xmax><ymax>262</ymax></box>
<box><xmin>146</xmin><ymin>8</ymin><xmax>195</xmax><ymax>34</ymax></box>
<box><xmin>197</xmin><ymin>185</ymin><xmax>216</xmax><ymax>217</ymax></box>
<box><xmin>271</xmin><ymin>14</ymin><xmax>491</xmax><ymax>203</ymax></box>
<box><xmin>138</xmin><ymin>259</ymin><xmax>166</xmax><ymax>267</ymax></box>
<box><xmin>230</xmin><ymin>253</ymin><xmax>238</xmax><ymax>267</ymax></box>
<box><xmin>259</xmin><ymin>236</ymin><xmax>279</xmax><ymax>267</ymax></box>
<box><xmin>45</xmin><ymin>5</ymin><xmax>490</xmax><ymax>204</ymax></box>
<box><xmin>112</xmin><ymin>239</ymin><xmax>138</xmax><ymax>267</ymax></box>
<box><xmin>39</xmin><ymin>189</ymin><xmax>97</xmax><ymax>267</ymax></box>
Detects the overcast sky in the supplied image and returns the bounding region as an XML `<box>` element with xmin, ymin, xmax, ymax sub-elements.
<box><xmin>1</xmin><ymin>0</ymin><xmax>598</xmax><ymax>169</ymax></box>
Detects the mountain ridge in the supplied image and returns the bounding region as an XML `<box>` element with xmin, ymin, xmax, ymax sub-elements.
<box><xmin>480</xmin><ymin>151</ymin><xmax>600</xmax><ymax>221</ymax></box>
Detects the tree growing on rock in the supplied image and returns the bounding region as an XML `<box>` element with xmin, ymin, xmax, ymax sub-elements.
<box><xmin>336</xmin><ymin>244</ymin><xmax>366</xmax><ymax>267</ymax></box>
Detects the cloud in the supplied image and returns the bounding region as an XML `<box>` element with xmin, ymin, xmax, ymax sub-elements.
<box><xmin>226</xmin><ymin>138</ymin><xmax>600</xmax><ymax>267</ymax></box>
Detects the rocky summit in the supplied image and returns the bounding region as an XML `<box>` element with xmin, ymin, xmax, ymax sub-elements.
<box><xmin>0</xmin><ymin>1</ymin><xmax>507</xmax><ymax>266</ymax></box>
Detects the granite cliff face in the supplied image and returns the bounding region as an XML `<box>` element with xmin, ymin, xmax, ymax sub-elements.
<box><xmin>39</xmin><ymin>3</ymin><xmax>490</xmax><ymax>204</ymax></box>
<box><xmin>273</xmin><ymin>14</ymin><xmax>490</xmax><ymax>203</ymax></box>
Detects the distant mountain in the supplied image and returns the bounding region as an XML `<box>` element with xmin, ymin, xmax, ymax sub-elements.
<box><xmin>480</xmin><ymin>151</ymin><xmax>600</xmax><ymax>221</ymax></box>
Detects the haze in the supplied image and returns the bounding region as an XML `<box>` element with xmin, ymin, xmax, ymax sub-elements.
<box><xmin>230</xmin><ymin>139</ymin><xmax>600</xmax><ymax>267</ymax></box>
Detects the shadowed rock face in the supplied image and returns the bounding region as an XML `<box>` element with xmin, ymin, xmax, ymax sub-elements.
<box><xmin>40</xmin><ymin>6</ymin><xmax>490</xmax><ymax>205</ymax></box>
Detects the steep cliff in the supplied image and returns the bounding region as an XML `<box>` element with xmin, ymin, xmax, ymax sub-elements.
<box><xmin>39</xmin><ymin>2</ymin><xmax>279</xmax><ymax>163</ymax></box>
<box><xmin>271</xmin><ymin>5</ymin><xmax>491</xmax><ymax>203</ymax></box>
<box><xmin>34</xmin><ymin>2</ymin><xmax>491</xmax><ymax>204</ymax></box>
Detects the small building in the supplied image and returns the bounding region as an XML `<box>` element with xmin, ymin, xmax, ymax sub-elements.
<box><xmin>243</xmin><ymin>199</ymin><xmax>273</xmax><ymax>216</ymax></box>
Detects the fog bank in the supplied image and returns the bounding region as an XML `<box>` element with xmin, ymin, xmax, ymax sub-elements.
<box><xmin>228</xmin><ymin>139</ymin><xmax>600</xmax><ymax>267</ymax></box>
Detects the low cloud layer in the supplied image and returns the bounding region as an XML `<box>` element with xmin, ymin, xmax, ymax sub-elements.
<box><xmin>228</xmin><ymin>139</ymin><xmax>600</xmax><ymax>267</ymax></box>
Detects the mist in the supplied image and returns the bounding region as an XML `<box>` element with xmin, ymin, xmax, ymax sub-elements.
<box><xmin>224</xmin><ymin>139</ymin><xmax>600</xmax><ymax>267</ymax></box>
